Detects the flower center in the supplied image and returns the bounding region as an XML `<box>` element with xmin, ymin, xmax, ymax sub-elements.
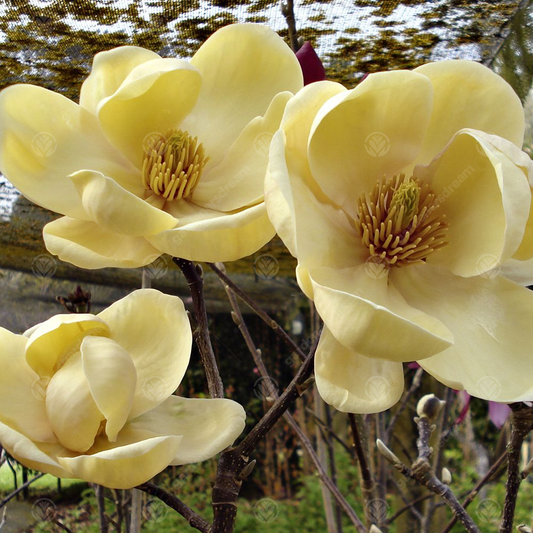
<box><xmin>354</xmin><ymin>174</ymin><xmax>448</xmax><ymax>267</ymax></box>
<box><xmin>142</xmin><ymin>129</ymin><xmax>209</xmax><ymax>201</ymax></box>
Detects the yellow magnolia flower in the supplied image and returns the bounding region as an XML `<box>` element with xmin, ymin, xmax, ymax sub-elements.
<box><xmin>0</xmin><ymin>289</ymin><xmax>246</xmax><ymax>488</ymax></box>
<box><xmin>0</xmin><ymin>24</ymin><xmax>303</xmax><ymax>268</ymax></box>
<box><xmin>266</xmin><ymin>61</ymin><xmax>533</xmax><ymax>414</ymax></box>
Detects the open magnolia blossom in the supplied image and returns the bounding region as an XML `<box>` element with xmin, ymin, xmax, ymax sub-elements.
<box><xmin>266</xmin><ymin>60</ymin><xmax>533</xmax><ymax>414</ymax></box>
<box><xmin>0</xmin><ymin>289</ymin><xmax>246</xmax><ymax>488</ymax></box>
<box><xmin>0</xmin><ymin>24</ymin><xmax>303</xmax><ymax>268</ymax></box>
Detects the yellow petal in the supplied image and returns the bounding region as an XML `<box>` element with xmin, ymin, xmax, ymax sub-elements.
<box><xmin>97</xmin><ymin>59</ymin><xmax>201</xmax><ymax>168</ymax></box>
<box><xmin>396</xmin><ymin>264</ymin><xmax>533</xmax><ymax>402</ymax></box>
<box><xmin>416</xmin><ymin>130</ymin><xmax>531</xmax><ymax>277</ymax></box>
<box><xmin>127</xmin><ymin>396</ymin><xmax>246</xmax><ymax>464</ymax></box>
<box><xmin>43</xmin><ymin>217</ymin><xmax>162</xmax><ymax>269</ymax></box>
<box><xmin>414</xmin><ymin>60</ymin><xmax>525</xmax><ymax>166</ymax></box>
<box><xmin>97</xmin><ymin>290</ymin><xmax>192</xmax><ymax>419</ymax></box>
<box><xmin>0</xmin><ymin>85</ymin><xmax>141</xmax><ymax>217</ymax></box>
<box><xmin>0</xmin><ymin>327</ymin><xmax>55</xmax><ymax>442</ymax></box>
<box><xmin>192</xmin><ymin>91</ymin><xmax>292</xmax><ymax>212</ymax></box>
<box><xmin>148</xmin><ymin>202</ymin><xmax>275</xmax><ymax>262</ymax></box>
<box><xmin>501</xmin><ymin>257</ymin><xmax>533</xmax><ymax>286</ymax></box>
<box><xmin>46</xmin><ymin>351</ymin><xmax>104</xmax><ymax>453</ymax></box>
<box><xmin>71</xmin><ymin>170</ymin><xmax>177</xmax><ymax>236</ymax></box>
<box><xmin>267</xmin><ymin>129</ymin><xmax>365</xmax><ymax>280</ymax></box>
<box><xmin>0</xmin><ymin>422</ymin><xmax>72</xmax><ymax>478</ymax></box>
<box><xmin>308</xmin><ymin>70</ymin><xmax>433</xmax><ymax>216</ymax></box>
<box><xmin>81</xmin><ymin>336</ymin><xmax>137</xmax><ymax>442</ymax></box>
<box><xmin>187</xmin><ymin>24</ymin><xmax>303</xmax><ymax>163</ymax></box>
<box><xmin>80</xmin><ymin>46</ymin><xmax>160</xmax><ymax>115</ymax></box>
<box><xmin>310</xmin><ymin>264</ymin><xmax>453</xmax><ymax>362</ymax></box>
<box><xmin>315</xmin><ymin>328</ymin><xmax>404</xmax><ymax>414</ymax></box>
<box><xmin>25</xmin><ymin>313</ymin><xmax>110</xmax><ymax>377</ymax></box>
<box><xmin>57</xmin><ymin>430</ymin><xmax>181</xmax><ymax>489</ymax></box>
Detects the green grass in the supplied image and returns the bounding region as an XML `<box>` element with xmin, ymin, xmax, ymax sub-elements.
<box><xmin>0</xmin><ymin>464</ymin><xmax>83</xmax><ymax>494</ymax></box>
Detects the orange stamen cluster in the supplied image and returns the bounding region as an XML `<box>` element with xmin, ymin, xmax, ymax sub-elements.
<box><xmin>142</xmin><ymin>129</ymin><xmax>209</xmax><ymax>201</ymax></box>
<box><xmin>354</xmin><ymin>174</ymin><xmax>448</xmax><ymax>267</ymax></box>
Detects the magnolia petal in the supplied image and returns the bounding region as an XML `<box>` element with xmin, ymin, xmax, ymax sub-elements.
<box><xmin>127</xmin><ymin>396</ymin><xmax>246</xmax><ymax>464</ymax></box>
<box><xmin>397</xmin><ymin>264</ymin><xmax>533</xmax><ymax>402</ymax></box>
<box><xmin>416</xmin><ymin>130</ymin><xmax>531</xmax><ymax>277</ymax></box>
<box><xmin>98</xmin><ymin>59</ymin><xmax>201</xmax><ymax>168</ymax></box>
<box><xmin>192</xmin><ymin>91</ymin><xmax>292</xmax><ymax>212</ymax></box>
<box><xmin>80</xmin><ymin>46</ymin><xmax>161</xmax><ymax>115</ymax></box>
<box><xmin>46</xmin><ymin>351</ymin><xmax>104</xmax><ymax>453</ymax></box>
<box><xmin>0</xmin><ymin>85</ymin><xmax>141</xmax><ymax>218</ymax></box>
<box><xmin>97</xmin><ymin>290</ymin><xmax>192</xmax><ymax>420</ymax></box>
<box><xmin>187</xmin><ymin>24</ymin><xmax>303</xmax><ymax>165</ymax></box>
<box><xmin>43</xmin><ymin>217</ymin><xmax>161</xmax><ymax>269</ymax></box>
<box><xmin>25</xmin><ymin>313</ymin><xmax>110</xmax><ymax>377</ymax></box>
<box><xmin>310</xmin><ymin>265</ymin><xmax>453</xmax><ymax>362</ymax></box>
<box><xmin>81</xmin><ymin>336</ymin><xmax>137</xmax><ymax>442</ymax></box>
<box><xmin>0</xmin><ymin>328</ymin><xmax>55</xmax><ymax>442</ymax></box>
<box><xmin>267</xmin><ymin>129</ymin><xmax>365</xmax><ymax>279</ymax></box>
<box><xmin>149</xmin><ymin>202</ymin><xmax>275</xmax><ymax>262</ymax></box>
<box><xmin>414</xmin><ymin>60</ymin><xmax>525</xmax><ymax>166</ymax></box>
<box><xmin>315</xmin><ymin>328</ymin><xmax>404</xmax><ymax>414</ymax></box>
<box><xmin>58</xmin><ymin>432</ymin><xmax>181</xmax><ymax>489</ymax></box>
<box><xmin>0</xmin><ymin>421</ymin><xmax>72</xmax><ymax>478</ymax></box>
<box><xmin>500</xmin><ymin>257</ymin><xmax>533</xmax><ymax>286</ymax></box>
<box><xmin>308</xmin><ymin>71</ymin><xmax>433</xmax><ymax>216</ymax></box>
<box><xmin>71</xmin><ymin>170</ymin><xmax>177</xmax><ymax>236</ymax></box>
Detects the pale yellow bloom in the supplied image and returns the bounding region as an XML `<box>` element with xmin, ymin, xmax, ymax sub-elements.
<box><xmin>0</xmin><ymin>289</ymin><xmax>245</xmax><ymax>488</ymax></box>
<box><xmin>266</xmin><ymin>61</ymin><xmax>533</xmax><ymax>413</ymax></box>
<box><xmin>0</xmin><ymin>24</ymin><xmax>303</xmax><ymax>268</ymax></box>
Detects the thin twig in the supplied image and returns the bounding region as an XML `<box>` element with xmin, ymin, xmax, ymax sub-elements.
<box><xmin>137</xmin><ymin>483</ymin><xmax>210</xmax><ymax>533</ymax></box>
<box><xmin>500</xmin><ymin>403</ymin><xmax>533</xmax><ymax>533</ymax></box>
<box><xmin>306</xmin><ymin>409</ymin><xmax>353</xmax><ymax>456</ymax></box>
<box><xmin>348</xmin><ymin>414</ymin><xmax>375</xmax><ymax>513</ymax></box>
<box><xmin>386</xmin><ymin>493</ymin><xmax>436</xmax><ymax>525</ymax></box>
<box><xmin>96</xmin><ymin>485</ymin><xmax>109</xmax><ymax>533</ymax></box>
<box><xmin>0</xmin><ymin>473</ymin><xmax>44</xmax><ymax>509</ymax></box>
<box><xmin>174</xmin><ymin>259</ymin><xmax>224</xmax><ymax>398</ymax></box>
<box><xmin>386</xmin><ymin>367</ymin><xmax>423</xmax><ymax>443</ymax></box>
<box><xmin>280</xmin><ymin>0</ymin><xmax>299</xmax><ymax>51</ymax></box>
<box><xmin>441</xmin><ymin>451</ymin><xmax>507</xmax><ymax>533</ymax></box>
<box><xmin>208</xmin><ymin>262</ymin><xmax>307</xmax><ymax>362</ymax></box>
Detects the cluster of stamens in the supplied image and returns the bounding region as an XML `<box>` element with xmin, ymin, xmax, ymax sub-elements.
<box><xmin>354</xmin><ymin>174</ymin><xmax>448</xmax><ymax>267</ymax></box>
<box><xmin>142</xmin><ymin>129</ymin><xmax>209</xmax><ymax>201</ymax></box>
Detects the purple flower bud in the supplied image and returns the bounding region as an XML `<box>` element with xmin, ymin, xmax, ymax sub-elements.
<box><xmin>488</xmin><ymin>401</ymin><xmax>511</xmax><ymax>429</ymax></box>
<box><xmin>296</xmin><ymin>42</ymin><xmax>326</xmax><ymax>85</ymax></box>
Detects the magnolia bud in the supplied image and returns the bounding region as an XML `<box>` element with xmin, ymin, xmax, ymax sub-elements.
<box><xmin>416</xmin><ymin>394</ymin><xmax>446</xmax><ymax>422</ymax></box>
<box><xmin>376</xmin><ymin>439</ymin><xmax>402</xmax><ymax>466</ymax></box>
<box><xmin>369</xmin><ymin>526</ymin><xmax>383</xmax><ymax>533</ymax></box>
<box><xmin>517</xmin><ymin>525</ymin><xmax>531</xmax><ymax>533</ymax></box>
<box><xmin>441</xmin><ymin>467</ymin><xmax>452</xmax><ymax>485</ymax></box>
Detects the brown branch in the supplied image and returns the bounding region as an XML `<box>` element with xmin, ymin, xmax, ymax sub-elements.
<box><xmin>207</xmin><ymin>262</ymin><xmax>307</xmax><ymax>362</ymax></box>
<box><xmin>441</xmin><ymin>451</ymin><xmax>507</xmax><ymax>533</ymax></box>
<box><xmin>386</xmin><ymin>493</ymin><xmax>436</xmax><ymax>525</ymax></box>
<box><xmin>0</xmin><ymin>473</ymin><xmax>44</xmax><ymax>509</ymax></box>
<box><xmin>137</xmin><ymin>483</ymin><xmax>211</xmax><ymax>533</ymax></box>
<box><xmin>348</xmin><ymin>414</ymin><xmax>376</xmax><ymax>512</ymax></box>
<box><xmin>500</xmin><ymin>403</ymin><xmax>533</xmax><ymax>533</ymax></box>
<box><xmin>280</xmin><ymin>0</ymin><xmax>299</xmax><ymax>51</ymax></box>
<box><xmin>96</xmin><ymin>485</ymin><xmax>108</xmax><ymax>533</ymax></box>
<box><xmin>174</xmin><ymin>259</ymin><xmax>224</xmax><ymax>398</ymax></box>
